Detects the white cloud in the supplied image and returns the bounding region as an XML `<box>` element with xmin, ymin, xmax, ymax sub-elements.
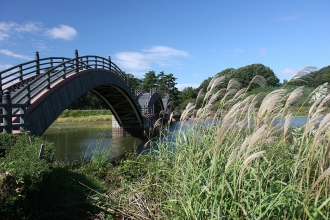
<box><xmin>45</xmin><ymin>25</ymin><xmax>77</xmax><ymax>40</ymax></box>
<box><xmin>279</xmin><ymin>13</ymin><xmax>302</xmax><ymax>21</ymax></box>
<box><xmin>176</xmin><ymin>83</ymin><xmax>200</xmax><ymax>91</ymax></box>
<box><xmin>114</xmin><ymin>46</ymin><xmax>189</xmax><ymax>76</ymax></box>
<box><xmin>278</xmin><ymin>68</ymin><xmax>296</xmax><ymax>75</ymax></box>
<box><xmin>0</xmin><ymin>33</ymin><xmax>9</xmax><ymax>41</ymax></box>
<box><xmin>257</xmin><ymin>48</ymin><xmax>267</xmax><ymax>56</ymax></box>
<box><xmin>0</xmin><ymin>22</ymin><xmax>16</xmax><ymax>32</ymax></box>
<box><xmin>15</xmin><ymin>21</ymin><xmax>42</xmax><ymax>32</ymax></box>
<box><xmin>0</xmin><ymin>21</ymin><xmax>41</xmax><ymax>33</ymax></box>
<box><xmin>0</xmin><ymin>49</ymin><xmax>32</xmax><ymax>60</ymax></box>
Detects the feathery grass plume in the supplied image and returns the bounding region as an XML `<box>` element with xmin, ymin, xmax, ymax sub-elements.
<box><xmin>247</xmin><ymin>75</ymin><xmax>267</xmax><ymax>89</ymax></box>
<box><xmin>233</xmin><ymin>88</ymin><xmax>247</xmax><ymax>100</ymax></box>
<box><xmin>208</xmin><ymin>90</ymin><xmax>225</xmax><ymax>105</ymax></box>
<box><xmin>180</xmin><ymin>103</ymin><xmax>196</xmax><ymax>120</ymax></box>
<box><xmin>317</xmin><ymin>93</ymin><xmax>330</xmax><ymax>111</ymax></box>
<box><xmin>243</xmin><ymin>124</ymin><xmax>266</xmax><ymax>160</ymax></box>
<box><xmin>167</xmin><ymin>111</ymin><xmax>174</xmax><ymax>125</ymax></box>
<box><xmin>215</xmin><ymin>102</ymin><xmax>242</xmax><ymax>153</ymax></box>
<box><xmin>256</xmin><ymin>89</ymin><xmax>287</xmax><ymax>127</ymax></box>
<box><xmin>196</xmin><ymin>89</ymin><xmax>204</xmax><ymax>101</ymax></box>
<box><xmin>311</xmin><ymin>167</ymin><xmax>330</xmax><ymax>191</ymax></box>
<box><xmin>207</xmin><ymin>75</ymin><xmax>225</xmax><ymax>92</ymax></box>
<box><xmin>225</xmin><ymin>146</ymin><xmax>240</xmax><ymax>172</ymax></box>
<box><xmin>203</xmin><ymin>90</ymin><xmax>213</xmax><ymax>103</ymax></box>
<box><xmin>312</xmin><ymin>113</ymin><xmax>330</xmax><ymax>150</ymax></box>
<box><xmin>284</xmin><ymin>86</ymin><xmax>304</xmax><ymax>109</ymax></box>
<box><xmin>227</xmin><ymin>78</ymin><xmax>242</xmax><ymax>91</ymax></box>
<box><xmin>242</xmin><ymin>150</ymin><xmax>266</xmax><ymax>169</ymax></box>
<box><xmin>288</xmin><ymin>66</ymin><xmax>317</xmax><ymax>82</ymax></box>
<box><xmin>284</xmin><ymin>113</ymin><xmax>293</xmax><ymax>145</ymax></box>
<box><xmin>325</xmin><ymin>140</ymin><xmax>330</xmax><ymax>160</ymax></box>
<box><xmin>153</xmin><ymin>118</ymin><xmax>163</xmax><ymax>131</ymax></box>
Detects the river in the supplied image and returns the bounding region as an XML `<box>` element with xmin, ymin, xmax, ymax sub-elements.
<box><xmin>42</xmin><ymin>117</ymin><xmax>308</xmax><ymax>161</ymax></box>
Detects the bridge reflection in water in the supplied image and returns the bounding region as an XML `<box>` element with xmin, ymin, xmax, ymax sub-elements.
<box><xmin>0</xmin><ymin>50</ymin><xmax>172</xmax><ymax>137</ymax></box>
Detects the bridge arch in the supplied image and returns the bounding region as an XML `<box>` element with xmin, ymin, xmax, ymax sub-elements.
<box><xmin>0</xmin><ymin>51</ymin><xmax>169</xmax><ymax>137</ymax></box>
<box><xmin>26</xmin><ymin>69</ymin><xmax>145</xmax><ymax>136</ymax></box>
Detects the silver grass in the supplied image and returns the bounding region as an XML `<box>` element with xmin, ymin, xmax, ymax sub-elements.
<box><xmin>208</xmin><ymin>90</ymin><xmax>225</xmax><ymax>104</ymax></box>
<box><xmin>257</xmin><ymin>89</ymin><xmax>287</xmax><ymax>127</ymax></box>
<box><xmin>284</xmin><ymin>113</ymin><xmax>293</xmax><ymax>144</ymax></box>
<box><xmin>233</xmin><ymin>88</ymin><xmax>247</xmax><ymax>100</ymax></box>
<box><xmin>180</xmin><ymin>103</ymin><xmax>196</xmax><ymax>120</ymax></box>
<box><xmin>244</xmin><ymin>125</ymin><xmax>266</xmax><ymax>159</ymax></box>
<box><xmin>196</xmin><ymin>89</ymin><xmax>204</xmax><ymax>101</ymax></box>
<box><xmin>225</xmin><ymin>146</ymin><xmax>240</xmax><ymax>171</ymax></box>
<box><xmin>243</xmin><ymin>150</ymin><xmax>266</xmax><ymax>169</ymax></box>
<box><xmin>312</xmin><ymin>113</ymin><xmax>330</xmax><ymax>149</ymax></box>
<box><xmin>284</xmin><ymin>86</ymin><xmax>304</xmax><ymax>109</ymax></box>
<box><xmin>249</xmin><ymin>75</ymin><xmax>267</xmax><ymax>88</ymax></box>
<box><xmin>311</xmin><ymin>167</ymin><xmax>330</xmax><ymax>191</ymax></box>
<box><xmin>203</xmin><ymin>90</ymin><xmax>213</xmax><ymax>103</ymax></box>
<box><xmin>207</xmin><ymin>75</ymin><xmax>225</xmax><ymax>91</ymax></box>
<box><xmin>289</xmin><ymin>66</ymin><xmax>317</xmax><ymax>80</ymax></box>
<box><xmin>167</xmin><ymin>111</ymin><xmax>174</xmax><ymax>125</ymax></box>
<box><xmin>215</xmin><ymin>102</ymin><xmax>242</xmax><ymax>153</ymax></box>
<box><xmin>227</xmin><ymin>78</ymin><xmax>242</xmax><ymax>91</ymax></box>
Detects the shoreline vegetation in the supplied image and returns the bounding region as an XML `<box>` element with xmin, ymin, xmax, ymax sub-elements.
<box><xmin>55</xmin><ymin>109</ymin><xmax>112</xmax><ymax>123</ymax></box>
<box><xmin>1</xmin><ymin>69</ymin><xmax>330</xmax><ymax>218</ymax></box>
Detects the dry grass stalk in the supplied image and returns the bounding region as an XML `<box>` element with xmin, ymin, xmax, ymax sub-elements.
<box><xmin>244</xmin><ymin>125</ymin><xmax>266</xmax><ymax>159</ymax></box>
<box><xmin>289</xmin><ymin>66</ymin><xmax>317</xmax><ymax>81</ymax></box>
<box><xmin>311</xmin><ymin>167</ymin><xmax>330</xmax><ymax>191</ymax></box>
<box><xmin>284</xmin><ymin>113</ymin><xmax>293</xmax><ymax>144</ymax></box>
<box><xmin>208</xmin><ymin>75</ymin><xmax>225</xmax><ymax>92</ymax></box>
<box><xmin>256</xmin><ymin>89</ymin><xmax>287</xmax><ymax>127</ymax></box>
<box><xmin>180</xmin><ymin>103</ymin><xmax>195</xmax><ymax>120</ymax></box>
<box><xmin>225</xmin><ymin>146</ymin><xmax>239</xmax><ymax>171</ymax></box>
<box><xmin>284</xmin><ymin>86</ymin><xmax>304</xmax><ymax>109</ymax></box>
<box><xmin>248</xmin><ymin>75</ymin><xmax>267</xmax><ymax>88</ymax></box>
<box><xmin>196</xmin><ymin>89</ymin><xmax>204</xmax><ymax>101</ymax></box>
<box><xmin>242</xmin><ymin>150</ymin><xmax>266</xmax><ymax>169</ymax></box>
<box><xmin>215</xmin><ymin>102</ymin><xmax>242</xmax><ymax>153</ymax></box>
<box><xmin>233</xmin><ymin>88</ymin><xmax>247</xmax><ymax>100</ymax></box>
<box><xmin>312</xmin><ymin>113</ymin><xmax>330</xmax><ymax>150</ymax></box>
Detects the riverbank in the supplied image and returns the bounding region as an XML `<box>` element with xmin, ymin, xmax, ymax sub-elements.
<box><xmin>55</xmin><ymin>109</ymin><xmax>112</xmax><ymax>123</ymax></box>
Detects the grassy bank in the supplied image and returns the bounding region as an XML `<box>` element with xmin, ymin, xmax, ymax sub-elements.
<box><xmin>55</xmin><ymin>110</ymin><xmax>112</xmax><ymax>123</ymax></box>
<box><xmin>1</xmin><ymin>75</ymin><xmax>330</xmax><ymax>218</ymax></box>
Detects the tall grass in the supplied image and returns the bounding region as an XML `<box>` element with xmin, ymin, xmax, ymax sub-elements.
<box><xmin>88</xmin><ymin>72</ymin><xmax>330</xmax><ymax>219</ymax></box>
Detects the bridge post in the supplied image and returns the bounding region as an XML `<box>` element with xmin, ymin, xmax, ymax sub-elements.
<box><xmin>108</xmin><ymin>56</ymin><xmax>111</xmax><ymax>70</ymax></box>
<box><xmin>35</xmin><ymin>52</ymin><xmax>40</xmax><ymax>75</ymax></box>
<box><xmin>75</xmin><ymin>49</ymin><xmax>79</xmax><ymax>72</ymax></box>
<box><xmin>2</xmin><ymin>90</ymin><xmax>12</xmax><ymax>134</ymax></box>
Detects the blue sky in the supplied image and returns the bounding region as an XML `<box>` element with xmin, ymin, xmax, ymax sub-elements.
<box><xmin>0</xmin><ymin>0</ymin><xmax>329</xmax><ymax>90</ymax></box>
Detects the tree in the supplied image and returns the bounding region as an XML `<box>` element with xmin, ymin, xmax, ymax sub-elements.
<box><xmin>123</xmin><ymin>72</ymin><xmax>143</xmax><ymax>91</ymax></box>
<box><xmin>142</xmin><ymin>71</ymin><xmax>158</xmax><ymax>91</ymax></box>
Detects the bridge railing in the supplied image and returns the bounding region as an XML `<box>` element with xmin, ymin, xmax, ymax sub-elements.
<box><xmin>0</xmin><ymin>50</ymin><xmax>134</xmax><ymax>104</ymax></box>
<box><xmin>0</xmin><ymin>90</ymin><xmax>28</xmax><ymax>133</ymax></box>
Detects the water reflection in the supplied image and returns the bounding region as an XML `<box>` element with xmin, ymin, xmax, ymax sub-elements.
<box><xmin>43</xmin><ymin>118</ymin><xmax>308</xmax><ymax>161</ymax></box>
<box><xmin>43</xmin><ymin>123</ymin><xmax>143</xmax><ymax>161</ymax></box>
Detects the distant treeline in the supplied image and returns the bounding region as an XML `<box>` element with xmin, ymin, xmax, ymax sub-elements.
<box><xmin>69</xmin><ymin>64</ymin><xmax>330</xmax><ymax>110</ymax></box>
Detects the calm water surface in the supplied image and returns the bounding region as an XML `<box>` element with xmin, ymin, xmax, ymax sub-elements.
<box><xmin>43</xmin><ymin>118</ymin><xmax>308</xmax><ymax>161</ymax></box>
<box><xmin>43</xmin><ymin>122</ymin><xmax>145</xmax><ymax>161</ymax></box>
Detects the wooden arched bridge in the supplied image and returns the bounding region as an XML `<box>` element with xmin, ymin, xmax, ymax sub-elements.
<box><xmin>0</xmin><ymin>50</ymin><xmax>172</xmax><ymax>137</ymax></box>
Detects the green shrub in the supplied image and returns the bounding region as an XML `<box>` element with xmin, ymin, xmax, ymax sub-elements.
<box><xmin>0</xmin><ymin>134</ymin><xmax>54</xmax><ymax>217</ymax></box>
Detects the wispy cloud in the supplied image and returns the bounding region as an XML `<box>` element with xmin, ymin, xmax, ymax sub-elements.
<box><xmin>114</xmin><ymin>46</ymin><xmax>189</xmax><ymax>75</ymax></box>
<box><xmin>45</xmin><ymin>25</ymin><xmax>78</xmax><ymax>41</ymax></box>
<box><xmin>0</xmin><ymin>49</ymin><xmax>32</xmax><ymax>60</ymax></box>
<box><xmin>279</xmin><ymin>13</ymin><xmax>302</xmax><ymax>21</ymax></box>
<box><xmin>0</xmin><ymin>33</ymin><xmax>9</xmax><ymax>41</ymax></box>
<box><xmin>0</xmin><ymin>21</ymin><xmax>42</xmax><ymax>33</ymax></box>
<box><xmin>257</xmin><ymin>47</ymin><xmax>267</xmax><ymax>56</ymax></box>
<box><xmin>279</xmin><ymin>68</ymin><xmax>296</xmax><ymax>75</ymax></box>
<box><xmin>233</xmin><ymin>48</ymin><xmax>244</xmax><ymax>55</ymax></box>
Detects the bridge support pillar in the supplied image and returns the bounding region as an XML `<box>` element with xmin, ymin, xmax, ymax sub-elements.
<box><xmin>112</xmin><ymin>115</ymin><xmax>132</xmax><ymax>137</ymax></box>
